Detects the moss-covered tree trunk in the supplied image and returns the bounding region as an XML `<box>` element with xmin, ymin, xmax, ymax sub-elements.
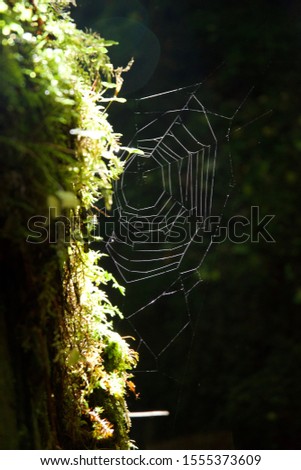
<box><xmin>0</xmin><ymin>269</ymin><xmax>19</xmax><ymax>449</ymax></box>
<box><xmin>0</xmin><ymin>0</ymin><xmax>137</xmax><ymax>450</ymax></box>
<box><xmin>0</xmin><ymin>242</ymin><xmax>61</xmax><ymax>448</ymax></box>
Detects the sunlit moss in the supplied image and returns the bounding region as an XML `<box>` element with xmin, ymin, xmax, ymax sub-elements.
<box><xmin>0</xmin><ymin>0</ymin><xmax>137</xmax><ymax>449</ymax></box>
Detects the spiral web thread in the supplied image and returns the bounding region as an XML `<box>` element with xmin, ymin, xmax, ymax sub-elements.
<box><xmin>100</xmin><ymin>83</ymin><xmax>249</xmax><ymax>422</ymax></box>
<box><xmin>105</xmin><ymin>83</ymin><xmax>238</xmax><ymax>283</ymax></box>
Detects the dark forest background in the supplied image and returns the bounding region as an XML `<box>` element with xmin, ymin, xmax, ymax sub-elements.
<box><xmin>72</xmin><ymin>0</ymin><xmax>301</xmax><ymax>449</ymax></box>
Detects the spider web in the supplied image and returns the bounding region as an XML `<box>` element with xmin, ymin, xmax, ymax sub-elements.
<box><xmin>106</xmin><ymin>83</ymin><xmax>235</xmax><ymax>282</ymax></box>
<box><xmin>99</xmin><ymin>82</ymin><xmax>248</xmax><ymax>446</ymax></box>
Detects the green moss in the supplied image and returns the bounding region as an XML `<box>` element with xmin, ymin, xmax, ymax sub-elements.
<box><xmin>0</xmin><ymin>0</ymin><xmax>138</xmax><ymax>449</ymax></box>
